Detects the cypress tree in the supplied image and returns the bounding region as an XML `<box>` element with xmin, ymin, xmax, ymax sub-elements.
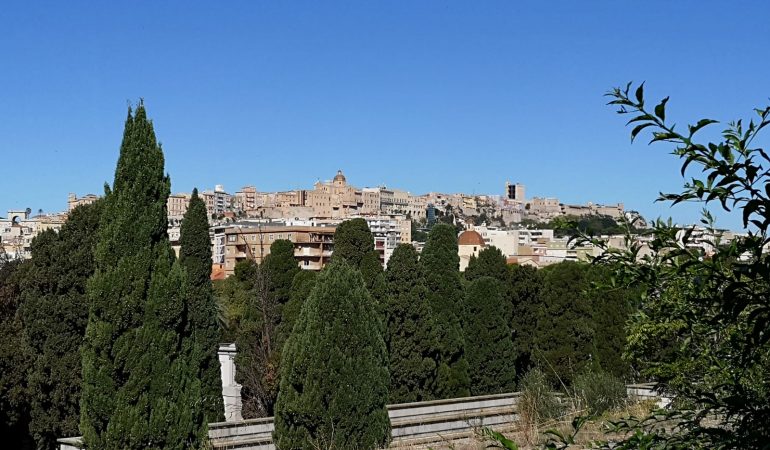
<box><xmin>179</xmin><ymin>188</ymin><xmax>224</xmax><ymax>423</ymax></box>
<box><xmin>0</xmin><ymin>258</ymin><xmax>34</xmax><ymax>449</ymax></box>
<box><xmin>420</xmin><ymin>223</ymin><xmax>469</xmax><ymax>399</ymax></box>
<box><xmin>385</xmin><ymin>244</ymin><xmax>437</xmax><ymax>403</ymax></box>
<box><xmin>277</xmin><ymin>270</ymin><xmax>317</xmax><ymax>348</ymax></box>
<box><xmin>81</xmin><ymin>104</ymin><xmax>204</xmax><ymax>449</ymax></box>
<box><xmin>20</xmin><ymin>201</ymin><xmax>102</xmax><ymax>449</ymax></box>
<box><xmin>534</xmin><ymin>261</ymin><xmax>594</xmax><ymax>386</ymax></box>
<box><xmin>274</xmin><ymin>260</ymin><xmax>390</xmax><ymax>449</ymax></box>
<box><xmin>332</xmin><ymin>218</ymin><xmax>374</xmax><ymax>267</ymax></box>
<box><xmin>464</xmin><ymin>245</ymin><xmax>508</xmax><ymax>284</ymax></box>
<box><xmin>464</xmin><ymin>277</ymin><xmax>516</xmax><ymax>395</ymax></box>
<box><xmin>508</xmin><ymin>264</ymin><xmax>542</xmax><ymax>379</ymax></box>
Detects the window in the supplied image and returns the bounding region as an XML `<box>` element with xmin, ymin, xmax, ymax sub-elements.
<box><xmin>227</xmin><ymin>235</ymin><xmax>236</xmax><ymax>242</ymax></box>
<box><xmin>269</xmin><ymin>234</ymin><xmax>274</xmax><ymax>241</ymax></box>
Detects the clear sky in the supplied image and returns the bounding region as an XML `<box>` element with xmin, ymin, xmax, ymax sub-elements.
<box><xmin>2</xmin><ymin>1</ymin><xmax>768</xmax><ymax>230</ymax></box>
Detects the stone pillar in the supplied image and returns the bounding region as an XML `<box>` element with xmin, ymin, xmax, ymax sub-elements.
<box><xmin>218</xmin><ymin>343</ymin><xmax>243</xmax><ymax>421</ymax></box>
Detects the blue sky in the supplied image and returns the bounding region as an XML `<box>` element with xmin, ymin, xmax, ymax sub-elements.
<box><xmin>2</xmin><ymin>1</ymin><xmax>768</xmax><ymax>230</ymax></box>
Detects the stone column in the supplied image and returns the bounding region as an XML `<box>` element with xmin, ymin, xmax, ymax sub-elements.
<box><xmin>218</xmin><ymin>343</ymin><xmax>243</xmax><ymax>421</ymax></box>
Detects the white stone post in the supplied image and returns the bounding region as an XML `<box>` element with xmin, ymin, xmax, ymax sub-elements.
<box><xmin>218</xmin><ymin>343</ymin><xmax>243</xmax><ymax>421</ymax></box>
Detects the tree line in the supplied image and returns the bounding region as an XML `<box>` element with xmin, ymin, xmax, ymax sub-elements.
<box><xmin>0</xmin><ymin>102</ymin><xmax>638</xmax><ymax>449</ymax></box>
<box><xmin>0</xmin><ymin>104</ymin><xmax>221</xmax><ymax>449</ymax></box>
<box><xmin>216</xmin><ymin>219</ymin><xmax>639</xmax><ymax>448</ymax></box>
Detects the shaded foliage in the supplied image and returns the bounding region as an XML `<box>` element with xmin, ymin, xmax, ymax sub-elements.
<box><xmin>385</xmin><ymin>244</ymin><xmax>437</xmax><ymax>403</ymax></box>
<box><xmin>180</xmin><ymin>188</ymin><xmax>225</xmax><ymax>424</ymax></box>
<box><xmin>420</xmin><ymin>223</ymin><xmax>469</xmax><ymax>399</ymax></box>
<box><xmin>274</xmin><ymin>261</ymin><xmax>390</xmax><ymax>449</ymax></box>
<box><xmin>464</xmin><ymin>276</ymin><xmax>516</xmax><ymax>395</ymax></box>
<box><xmin>19</xmin><ymin>200</ymin><xmax>102</xmax><ymax>449</ymax></box>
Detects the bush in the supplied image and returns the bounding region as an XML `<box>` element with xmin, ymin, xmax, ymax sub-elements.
<box><xmin>518</xmin><ymin>368</ymin><xmax>563</xmax><ymax>426</ymax></box>
<box><xmin>572</xmin><ymin>370</ymin><xmax>627</xmax><ymax>416</ymax></box>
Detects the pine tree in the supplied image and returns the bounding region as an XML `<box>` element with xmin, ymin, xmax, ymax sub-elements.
<box><xmin>80</xmin><ymin>104</ymin><xmax>204</xmax><ymax>449</ymax></box>
<box><xmin>420</xmin><ymin>223</ymin><xmax>469</xmax><ymax>399</ymax></box>
<box><xmin>20</xmin><ymin>201</ymin><xmax>102</xmax><ymax>449</ymax></box>
<box><xmin>464</xmin><ymin>277</ymin><xmax>516</xmax><ymax>395</ymax></box>
<box><xmin>180</xmin><ymin>188</ymin><xmax>224</xmax><ymax>424</ymax></box>
<box><xmin>385</xmin><ymin>244</ymin><xmax>437</xmax><ymax>403</ymax></box>
<box><xmin>274</xmin><ymin>261</ymin><xmax>390</xmax><ymax>449</ymax></box>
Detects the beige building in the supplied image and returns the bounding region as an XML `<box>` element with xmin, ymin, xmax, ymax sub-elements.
<box><xmin>167</xmin><ymin>193</ymin><xmax>191</xmax><ymax>220</ymax></box>
<box><xmin>201</xmin><ymin>185</ymin><xmax>232</xmax><ymax>218</ymax></box>
<box><xmin>222</xmin><ymin>225</ymin><xmax>336</xmax><ymax>276</ymax></box>
<box><xmin>67</xmin><ymin>193</ymin><xmax>99</xmax><ymax>212</ymax></box>
<box><xmin>458</xmin><ymin>229</ymin><xmax>486</xmax><ymax>271</ymax></box>
<box><xmin>1</xmin><ymin>210</ymin><xmax>65</xmax><ymax>260</ymax></box>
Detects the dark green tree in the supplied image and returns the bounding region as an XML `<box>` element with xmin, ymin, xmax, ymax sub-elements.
<box><xmin>533</xmin><ymin>261</ymin><xmax>594</xmax><ymax>387</ymax></box>
<box><xmin>420</xmin><ymin>223</ymin><xmax>469</xmax><ymax>398</ymax></box>
<box><xmin>274</xmin><ymin>261</ymin><xmax>390</xmax><ymax>449</ymax></box>
<box><xmin>180</xmin><ymin>188</ymin><xmax>225</xmax><ymax>424</ymax></box>
<box><xmin>581</xmin><ymin>84</ymin><xmax>770</xmax><ymax>447</ymax></box>
<box><xmin>464</xmin><ymin>277</ymin><xmax>516</xmax><ymax>395</ymax></box>
<box><xmin>0</xmin><ymin>259</ymin><xmax>33</xmax><ymax>449</ymax></box>
<box><xmin>332</xmin><ymin>218</ymin><xmax>374</xmax><ymax>268</ymax></box>
<box><xmin>508</xmin><ymin>265</ymin><xmax>542</xmax><ymax>379</ymax></box>
<box><xmin>385</xmin><ymin>244</ymin><xmax>437</xmax><ymax>403</ymax></box>
<box><xmin>19</xmin><ymin>201</ymin><xmax>102</xmax><ymax>449</ymax></box>
<box><xmin>464</xmin><ymin>246</ymin><xmax>508</xmax><ymax>284</ymax></box>
<box><xmin>80</xmin><ymin>104</ymin><xmax>204</xmax><ymax>449</ymax></box>
<box><xmin>277</xmin><ymin>270</ymin><xmax>317</xmax><ymax>348</ymax></box>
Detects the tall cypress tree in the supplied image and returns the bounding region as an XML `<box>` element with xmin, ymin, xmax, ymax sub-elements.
<box><xmin>180</xmin><ymin>188</ymin><xmax>224</xmax><ymax>424</ymax></box>
<box><xmin>464</xmin><ymin>276</ymin><xmax>516</xmax><ymax>395</ymax></box>
<box><xmin>508</xmin><ymin>264</ymin><xmax>542</xmax><ymax>379</ymax></box>
<box><xmin>420</xmin><ymin>223</ymin><xmax>469</xmax><ymax>399</ymax></box>
<box><xmin>81</xmin><ymin>104</ymin><xmax>204</xmax><ymax>449</ymax></box>
<box><xmin>20</xmin><ymin>201</ymin><xmax>102</xmax><ymax>449</ymax></box>
<box><xmin>274</xmin><ymin>260</ymin><xmax>390</xmax><ymax>449</ymax></box>
<box><xmin>385</xmin><ymin>244</ymin><xmax>437</xmax><ymax>403</ymax></box>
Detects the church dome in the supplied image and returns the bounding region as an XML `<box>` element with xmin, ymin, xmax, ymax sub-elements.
<box><xmin>333</xmin><ymin>170</ymin><xmax>346</xmax><ymax>183</ymax></box>
<box><xmin>458</xmin><ymin>230</ymin><xmax>485</xmax><ymax>246</ymax></box>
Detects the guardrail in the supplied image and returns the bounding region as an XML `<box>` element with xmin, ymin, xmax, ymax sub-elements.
<box><xmin>60</xmin><ymin>385</ymin><xmax>667</xmax><ymax>449</ymax></box>
<box><xmin>205</xmin><ymin>392</ymin><xmax>520</xmax><ymax>449</ymax></box>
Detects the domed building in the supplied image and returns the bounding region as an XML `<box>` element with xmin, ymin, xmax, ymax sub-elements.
<box><xmin>458</xmin><ymin>229</ymin><xmax>485</xmax><ymax>271</ymax></box>
<box><xmin>308</xmin><ymin>170</ymin><xmax>358</xmax><ymax>218</ymax></box>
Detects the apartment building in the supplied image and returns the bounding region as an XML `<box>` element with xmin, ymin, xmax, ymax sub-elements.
<box><xmin>201</xmin><ymin>185</ymin><xmax>232</xmax><ymax>218</ymax></box>
<box><xmin>167</xmin><ymin>193</ymin><xmax>191</xmax><ymax>220</ymax></box>
<box><xmin>222</xmin><ymin>224</ymin><xmax>336</xmax><ymax>276</ymax></box>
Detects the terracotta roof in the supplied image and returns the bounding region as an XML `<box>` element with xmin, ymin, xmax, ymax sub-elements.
<box><xmin>458</xmin><ymin>230</ymin><xmax>485</xmax><ymax>246</ymax></box>
<box><xmin>210</xmin><ymin>264</ymin><xmax>226</xmax><ymax>281</ymax></box>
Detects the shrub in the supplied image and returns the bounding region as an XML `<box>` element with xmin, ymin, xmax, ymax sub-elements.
<box><xmin>518</xmin><ymin>368</ymin><xmax>563</xmax><ymax>427</ymax></box>
<box><xmin>572</xmin><ymin>370</ymin><xmax>627</xmax><ymax>416</ymax></box>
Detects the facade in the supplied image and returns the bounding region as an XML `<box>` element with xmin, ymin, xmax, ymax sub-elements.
<box><xmin>505</xmin><ymin>182</ymin><xmax>525</xmax><ymax>201</ymax></box>
<box><xmin>201</xmin><ymin>185</ymin><xmax>232</xmax><ymax>218</ymax></box>
<box><xmin>167</xmin><ymin>193</ymin><xmax>191</xmax><ymax>220</ymax></box>
<box><xmin>67</xmin><ymin>193</ymin><xmax>99</xmax><ymax>212</ymax></box>
<box><xmin>222</xmin><ymin>224</ymin><xmax>336</xmax><ymax>276</ymax></box>
<box><xmin>1</xmin><ymin>210</ymin><xmax>65</xmax><ymax>260</ymax></box>
<box><xmin>457</xmin><ymin>229</ymin><xmax>485</xmax><ymax>271</ymax></box>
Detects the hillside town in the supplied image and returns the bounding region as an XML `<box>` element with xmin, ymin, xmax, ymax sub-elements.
<box><xmin>3</xmin><ymin>169</ymin><xmax>739</xmax><ymax>275</ymax></box>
